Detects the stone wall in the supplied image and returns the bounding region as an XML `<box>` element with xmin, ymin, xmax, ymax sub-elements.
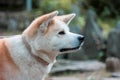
<box><xmin>0</xmin><ymin>11</ymin><xmax>34</xmax><ymax>30</ymax></box>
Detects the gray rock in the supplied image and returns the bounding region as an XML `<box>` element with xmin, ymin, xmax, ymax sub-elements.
<box><xmin>0</xmin><ymin>17</ymin><xmax>8</xmax><ymax>29</ymax></box>
<box><xmin>102</xmin><ymin>72</ymin><xmax>120</xmax><ymax>80</ymax></box>
<box><xmin>106</xmin><ymin>57</ymin><xmax>120</xmax><ymax>72</ymax></box>
<box><xmin>50</xmin><ymin>77</ymin><xmax>79</xmax><ymax>80</ymax></box>
<box><xmin>115</xmin><ymin>21</ymin><xmax>120</xmax><ymax>29</ymax></box>
<box><xmin>8</xmin><ymin>18</ymin><xmax>18</xmax><ymax>30</ymax></box>
<box><xmin>111</xmin><ymin>72</ymin><xmax>120</xmax><ymax>77</ymax></box>
<box><xmin>67</xmin><ymin>48</ymin><xmax>88</xmax><ymax>60</ymax></box>
<box><xmin>0</xmin><ymin>12</ymin><xmax>33</xmax><ymax>30</ymax></box>
<box><xmin>51</xmin><ymin>60</ymin><xmax>105</xmax><ymax>73</ymax></box>
<box><xmin>107</xmin><ymin>21</ymin><xmax>120</xmax><ymax>58</ymax></box>
<box><xmin>83</xmin><ymin>9</ymin><xmax>105</xmax><ymax>59</ymax></box>
<box><xmin>70</xmin><ymin>25</ymin><xmax>81</xmax><ymax>34</ymax></box>
<box><xmin>102</xmin><ymin>78</ymin><xmax>120</xmax><ymax>80</ymax></box>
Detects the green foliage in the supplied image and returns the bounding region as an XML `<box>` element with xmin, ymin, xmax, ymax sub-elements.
<box><xmin>83</xmin><ymin>0</ymin><xmax>120</xmax><ymax>18</ymax></box>
<box><xmin>38</xmin><ymin>0</ymin><xmax>79</xmax><ymax>14</ymax></box>
<box><xmin>32</xmin><ymin>0</ymin><xmax>83</xmax><ymax>30</ymax></box>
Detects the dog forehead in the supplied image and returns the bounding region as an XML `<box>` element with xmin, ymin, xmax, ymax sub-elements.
<box><xmin>54</xmin><ymin>18</ymin><xmax>69</xmax><ymax>31</ymax></box>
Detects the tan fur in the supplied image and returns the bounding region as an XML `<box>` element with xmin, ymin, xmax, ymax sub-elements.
<box><xmin>0</xmin><ymin>39</ymin><xmax>19</xmax><ymax>80</ymax></box>
<box><xmin>24</xmin><ymin>13</ymin><xmax>56</xmax><ymax>37</ymax></box>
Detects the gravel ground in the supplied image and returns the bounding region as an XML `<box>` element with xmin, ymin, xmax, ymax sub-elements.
<box><xmin>46</xmin><ymin>69</ymin><xmax>111</xmax><ymax>80</ymax></box>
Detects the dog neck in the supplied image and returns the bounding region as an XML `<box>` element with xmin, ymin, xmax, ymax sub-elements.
<box><xmin>22</xmin><ymin>36</ymin><xmax>50</xmax><ymax>66</ymax></box>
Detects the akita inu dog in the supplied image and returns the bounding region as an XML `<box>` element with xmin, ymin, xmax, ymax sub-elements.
<box><xmin>0</xmin><ymin>11</ymin><xmax>84</xmax><ymax>80</ymax></box>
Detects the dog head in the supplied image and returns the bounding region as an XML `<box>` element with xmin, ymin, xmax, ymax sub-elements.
<box><xmin>22</xmin><ymin>11</ymin><xmax>84</xmax><ymax>58</ymax></box>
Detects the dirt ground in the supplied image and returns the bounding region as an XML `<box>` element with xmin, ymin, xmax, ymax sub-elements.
<box><xmin>46</xmin><ymin>69</ymin><xmax>111</xmax><ymax>80</ymax></box>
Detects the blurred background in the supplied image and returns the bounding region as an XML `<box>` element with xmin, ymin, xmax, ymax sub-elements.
<box><xmin>0</xmin><ymin>0</ymin><xmax>120</xmax><ymax>80</ymax></box>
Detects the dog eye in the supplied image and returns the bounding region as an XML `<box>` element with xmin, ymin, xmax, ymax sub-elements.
<box><xmin>58</xmin><ymin>31</ymin><xmax>65</xmax><ymax>35</ymax></box>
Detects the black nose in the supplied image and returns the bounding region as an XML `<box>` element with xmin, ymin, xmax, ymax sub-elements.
<box><xmin>78</xmin><ymin>36</ymin><xmax>84</xmax><ymax>42</ymax></box>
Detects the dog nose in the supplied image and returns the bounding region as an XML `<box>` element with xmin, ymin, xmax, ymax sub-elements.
<box><xmin>78</xmin><ymin>36</ymin><xmax>84</xmax><ymax>42</ymax></box>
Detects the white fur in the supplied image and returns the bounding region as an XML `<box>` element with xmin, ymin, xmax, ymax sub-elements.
<box><xmin>6</xmin><ymin>35</ymin><xmax>54</xmax><ymax>80</ymax></box>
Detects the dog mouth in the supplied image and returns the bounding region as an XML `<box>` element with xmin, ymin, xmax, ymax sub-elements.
<box><xmin>59</xmin><ymin>41</ymin><xmax>84</xmax><ymax>52</ymax></box>
<box><xmin>60</xmin><ymin>46</ymin><xmax>80</xmax><ymax>52</ymax></box>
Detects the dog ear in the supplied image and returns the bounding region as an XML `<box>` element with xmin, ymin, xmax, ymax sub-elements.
<box><xmin>39</xmin><ymin>11</ymin><xmax>58</xmax><ymax>34</ymax></box>
<box><xmin>58</xmin><ymin>13</ymin><xmax>76</xmax><ymax>25</ymax></box>
<box><xmin>23</xmin><ymin>11</ymin><xmax>58</xmax><ymax>37</ymax></box>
